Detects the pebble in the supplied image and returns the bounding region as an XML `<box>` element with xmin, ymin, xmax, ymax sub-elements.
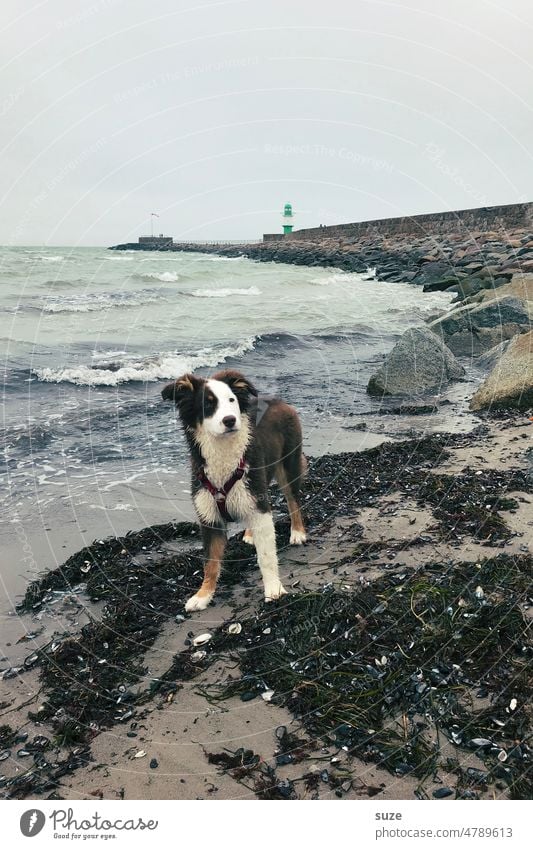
<box><xmin>433</xmin><ymin>787</ymin><xmax>454</xmax><ymax>798</ymax></box>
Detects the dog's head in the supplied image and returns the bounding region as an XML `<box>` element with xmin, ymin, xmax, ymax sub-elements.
<box><xmin>162</xmin><ymin>369</ymin><xmax>257</xmax><ymax>438</ymax></box>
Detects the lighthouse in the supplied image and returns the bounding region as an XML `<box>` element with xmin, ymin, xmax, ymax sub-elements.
<box><xmin>282</xmin><ymin>202</ymin><xmax>294</xmax><ymax>235</ymax></box>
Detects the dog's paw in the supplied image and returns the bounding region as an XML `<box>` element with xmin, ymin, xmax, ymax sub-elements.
<box><xmin>289</xmin><ymin>529</ymin><xmax>307</xmax><ymax>545</ymax></box>
<box><xmin>243</xmin><ymin>529</ymin><xmax>254</xmax><ymax>545</ymax></box>
<box><xmin>185</xmin><ymin>592</ymin><xmax>213</xmax><ymax>612</ymax></box>
<box><xmin>264</xmin><ymin>583</ymin><xmax>288</xmax><ymax>602</ymax></box>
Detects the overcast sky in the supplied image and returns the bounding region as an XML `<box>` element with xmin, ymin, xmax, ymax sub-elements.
<box><xmin>1</xmin><ymin>0</ymin><xmax>532</xmax><ymax>245</ymax></box>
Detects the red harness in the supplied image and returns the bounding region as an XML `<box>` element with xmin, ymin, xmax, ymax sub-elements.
<box><xmin>198</xmin><ymin>457</ymin><xmax>248</xmax><ymax>522</ymax></box>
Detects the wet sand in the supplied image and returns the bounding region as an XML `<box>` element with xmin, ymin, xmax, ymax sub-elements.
<box><xmin>1</xmin><ymin>410</ymin><xmax>531</xmax><ymax>801</ymax></box>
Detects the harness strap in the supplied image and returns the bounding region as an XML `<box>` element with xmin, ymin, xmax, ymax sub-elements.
<box><xmin>198</xmin><ymin>457</ymin><xmax>248</xmax><ymax>522</ymax></box>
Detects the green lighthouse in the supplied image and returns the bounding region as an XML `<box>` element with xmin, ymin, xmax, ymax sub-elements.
<box><xmin>282</xmin><ymin>202</ymin><xmax>294</xmax><ymax>235</ymax></box>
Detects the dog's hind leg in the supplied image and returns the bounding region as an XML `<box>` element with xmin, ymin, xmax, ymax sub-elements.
<box><xmin>243</xmin><ymin>528</ymin><xmax>254</xmax><ymax>545</ymax></box>
<box><xmin>249</xmin><ymin>511</ymin><xmax>287</xmax><ymax>601</ymax></box>
<box><xmin>185</xmin><ymin>525</ymin><xmax>226</xmax><ymax>612</ymax></box>
<box><xmin>275</xmin><ymin>458</ymin><xmax>307</xmax><ymax>545</ymax></box>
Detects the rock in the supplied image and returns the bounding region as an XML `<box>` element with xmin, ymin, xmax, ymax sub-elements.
<box><xmin>423</xmin><ymin>275</ymin><xmax>465</xmax><ymax>293</ymax></box>
<box><xmin>477</xmin><ymin>340</ymin><xmax>510</xmax><ymax>371</ymax></box>
<box><xmin>451</xmin><ymin>277</ymin><xmax>487</xmax><ymax>300</ymax></box>
<box><xmin>469</xmin><ymin>265</ymin><xmax>506</xmax><ymax>280</ymax></box>
<box><xmin>367</xmin><ymin>327</ymin><xmax>465</xmax><ymax>396</ymax></box>
<box><xmin>461</xmin><ymin>261</ymin><xmax>485</xmax><ymax>272</ymax></box>
<box><xmin>440</xmin><ymin>327</ymin><xmax>521</xmax><ymax>357</ymax></box>
<box><xmin>470</xmin><ymin>330</ymin><xmax>533</xmax><ymax>410</ymax></box>
<box><xmin>412</xmin><ymin>261</ymin><xmax>452</xmax><ymax>287</ymax></box>
<box><xmin>429</xmin><ymin>295</ymin><xmax>532</xmax><ymax>355</ymax></box>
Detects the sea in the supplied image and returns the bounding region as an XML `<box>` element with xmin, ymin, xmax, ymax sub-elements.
<box><xmin>0</xmin><ymin>245</ymin><xmax>457</xmax><ymax>611</ymax></box>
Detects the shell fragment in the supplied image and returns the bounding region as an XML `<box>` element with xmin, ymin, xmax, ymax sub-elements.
<box><xmin>192</xmin><ymin>633</ymin><xmax>212</xmax><ymax>647</ymax></box>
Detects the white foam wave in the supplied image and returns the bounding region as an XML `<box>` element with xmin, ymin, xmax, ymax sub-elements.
<box><xmin>191</xmin><ymin>286</ymin><xmax>260</xmax><ymax>298</ymax></box>
<box><xmin>91</xmin><ymin>349</ymin><xmax>128</xmax><ymax>360</ymax></box>
<box><xmin>310</xmin><ymin>272</ymin><xmax>349</xmax><ymax>286</ymax></box>
<box><xmin>42</xmin><ymin>289</ymin><xmax>164</xmax><ymax>313</ymax></box>
<box><xmin>139</xmin><ymin>271</ymin><xmax>179</xmax><ymax>282</ymax></box>
<box><xmin>39</xmin><ymin>255</ymin><xmax>64</xmax><ymax>262</ymax></box>
<box><xmin>205</xmin><ymin>256</ymin><xmax>245</xmax><ymax>262</ymax></box>
<box><xmin>34</xmin><ymin>338</ymin><xmax>256</xmax><ymax>386</ymax></box>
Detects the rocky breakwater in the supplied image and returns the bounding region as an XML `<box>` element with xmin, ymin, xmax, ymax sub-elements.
<box><xmin>428</xmin><ymin>275</ymin><xmax>533</xmax><ymax>356</ymax></box>
<box><xmin>172</xmin><ymin>223</ymin><xmax>533</xmax><ymax>289</ymax></box>
<box><xmin>367</xmin><ymin>274</ymin><xmax>533</xmax><ymax>411</ymax></box>
<box><xmin>129</xmin><ymin>223</ymin><xmax>533</xmax><ymax>412</ymax></box>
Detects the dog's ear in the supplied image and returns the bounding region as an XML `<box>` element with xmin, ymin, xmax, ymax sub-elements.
<box><xmin>213</xmin><ymin>369</ymin><xmax>258</xmax><ymax>398</ymax></box>
<box><xmin>161</xmin><ymin>373</ymin><xmax>197</xmax><ymax>403</ymax></box>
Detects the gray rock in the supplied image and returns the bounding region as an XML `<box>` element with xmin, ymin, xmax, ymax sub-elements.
<box><xmin>470</xmin><ymin>330</ymin><xmax>533</xmax><ymax>410</ymax></box>
<box><xmin>477</xmin><ymin>340</ymin><xmax>510</xmax><ymax>371</ymax></box>
<box><xmin>367</xmin><ymin>327</ymin><xmax>465</xmax><ymax>396</ymax></box>
<box><xmin>429</xmin><ymin>295</ymin><xmax>532</xmax><ymax>354</ymax></box>
<box><xmin>439</xmin><ymin>325</ymin><xmax>525</xmax><ymax>357</ymax></box>
<box><xmin>451</xmin><ymin>277</ymin><xmax>489</xmax><ymax>301</ymax></box>
<box><xmin>412</xmin><ymin>261</ymin><xmax>453</xmax><ymax>287</ymax></box>
<box><xmin>422</xmin><ymin>274</ymin><xmax>465</xmax><ymax>293</ymax></box>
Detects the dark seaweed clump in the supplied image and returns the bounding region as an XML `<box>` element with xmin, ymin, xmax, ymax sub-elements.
<box><xmin>3</xmin><ymin>529</ymin><xmax>259</xmax><ymax>798</ymax></box>
<box><xmin>24</xmin><ymin>535</ymin><xmax>259</xmax><ymax>735</ymax></box>
<box><xmin>206</xmin><ymin>748</ymin><xmax>298</xmax><ymax>799</ymax></box>
<box><xmin>200</xmin><ymin>553</ymin><xmax>532</xmax><ymax>799</ymax></box>
<box><xmin>302</xmin><ymin>430</ymin><xmax>529</xmax><ymax>545</ymax></box>
<box><xmin>20</xmin><ymin>521</ymin><xmax>199</xmax><ymax>612</ymax></box>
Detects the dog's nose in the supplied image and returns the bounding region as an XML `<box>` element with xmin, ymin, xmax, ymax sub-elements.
<box><xmin>222</xmin><ymin>415</ymin><xmax>237</xmax><ymax>429</ymax></box>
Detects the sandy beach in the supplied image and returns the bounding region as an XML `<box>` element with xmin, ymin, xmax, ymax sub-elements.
<box><xmin>1</xmin><ymin>406</ymin><xmax>531</xmax><ymax>801</ymax></box>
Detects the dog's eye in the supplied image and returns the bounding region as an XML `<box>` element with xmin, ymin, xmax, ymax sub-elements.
<box><xmin>203</xmin><ymin>394</ymin><xmax>216</xmax><ymax>415</ymax></box>
<box><xmin>229</xmin><ymin>398</ymin><xmax>235</xmax><ymax>403</ymax></box>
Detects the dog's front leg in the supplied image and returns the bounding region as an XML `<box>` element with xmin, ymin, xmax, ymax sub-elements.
<box><xmin>249</xmin><ymin>511</ymin><xmax>287</xmax><ymax>602</ymax></box>
<box><xmin>185</xmin><ymin>525</ymin><xmax>226</xmax><ymax>612</ymax></box>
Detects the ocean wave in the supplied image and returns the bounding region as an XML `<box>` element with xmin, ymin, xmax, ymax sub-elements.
<box><xmin>41</xmin><ymin>288</ymin><xmax>165</xmax><ymax>313</ymax></box>
<box><xmin>134</xmin><ymin>271</ymin><xmax>179</xmax><ymax>283</ymax></box>
<box><xmin>33</xmin><ymin>338</ymin><xmax>256</xmax><ymax>386</ymax></box>
<box><xmin>191</xmin><ymin>286</ymin><xmax>261</xmax><ymax>298</ymax></box>
<box><xmin>38</xmin><ymin>278</ymin><xmax>86</xmax><ymax>289</ymax></box>
<box><xmin>91</xmin><ymin>349</ymin><xmax>128</xmax><ymax>361</ymax></box>
<box><xmin>39</xmin><ymin>255</ymin><xmax>65</xmax><ymax>262</ymax></box>
<box><xmin>205</xmin><ymin>256</ymin><xmax>246</xmax><ymax>262</ymax></box>
<box><xmin>310</xmin><ymin>272</ymin><xmax>348</xmax><ymax>286</ymax></box>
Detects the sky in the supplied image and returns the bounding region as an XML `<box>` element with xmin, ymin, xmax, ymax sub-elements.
<box><xmin>0</xmin><ymin>0</ymin><xmax>532</xmax><ymax>245</ymax></box>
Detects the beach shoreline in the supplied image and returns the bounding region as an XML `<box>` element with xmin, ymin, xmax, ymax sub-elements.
<box><xmin>2</xmin><ymin>233</ymin><xmax>532</xmax><ymax>801</ymax></box>
<box><xmin>1</xmin><ymin>410</ymin><xmax>531</xmax><ymax>801</ymax></box>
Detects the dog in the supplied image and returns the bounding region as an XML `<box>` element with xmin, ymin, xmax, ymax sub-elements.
<box><xmin>161</xmin><ymin>369</ymin><xmax>306</xmax><ymax>612</ymax></box>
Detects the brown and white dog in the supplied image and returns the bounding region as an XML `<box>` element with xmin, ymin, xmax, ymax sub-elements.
<box><xmin>162</xmin><ymin>369</ymin><xmax>306</xmax><ymax>612</ymax></box>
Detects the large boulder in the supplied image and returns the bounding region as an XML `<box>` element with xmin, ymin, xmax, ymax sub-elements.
<box><xmin>411</xmin><ymin>261</ymin><xmax>453</xmax><ymax>288</ymax></box>
<box><xmin>428</xmin><ymin>275</ymin><xmax>533</xmax><ymax>355</ymax></box>
<box><xmin>470</xmin><ymin>330</ymin><xmax>533</xmax><ymax>410</ymax></box>
<box><xmin>367</xmin><ymin>327</ymin><xmax>465</xmax><ymax>396</ymax></box>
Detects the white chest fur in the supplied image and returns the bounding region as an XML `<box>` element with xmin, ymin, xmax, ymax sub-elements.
<box><xmin>193</xmin><ymin>417</ymin><xmax>255</xmax><ymax>524</ymax></box>
<box><xmin>194</xmin><ymin>479</ymin><xmax>256</xmax><ymax>525</ymax></box>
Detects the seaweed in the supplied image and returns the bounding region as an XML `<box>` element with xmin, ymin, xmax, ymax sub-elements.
<box><xmin>201</xmin><ymin>554</ymin><xmax>532</xmax><ymax>796</ymax></box>
<box><xmin>19</xmin><ymin>521</ymin><xmax>199</xmax><ymax>613</ymax></box>
<box><xmin>206</xmin><ymin>747</ymin><xmax>298</xmax><ymax>799</ymax></box>
<box><xmin>5</xmin><ymin>426</ymin><xmax>532</xmax><ymax>799</ymax></box>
